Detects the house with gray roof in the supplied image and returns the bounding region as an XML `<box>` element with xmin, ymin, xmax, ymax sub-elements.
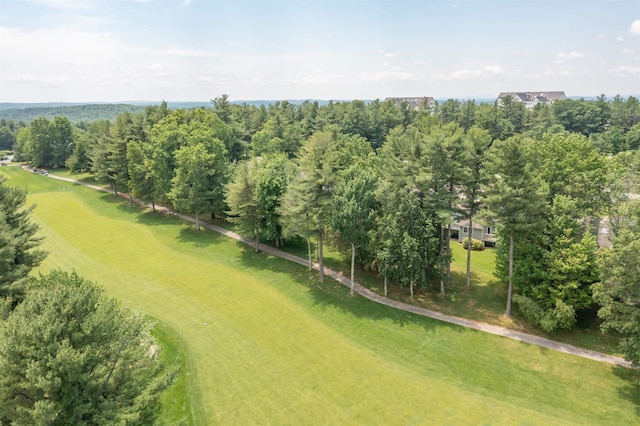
<box><xmin>496</xmin><ymin>91</ymin><xmax>566</xmax><ymax>110</ymax></box>
<box><xmin>450</xmin><ymin>220</ymin><xmax>497</xmax><ymax>247</ymax></box>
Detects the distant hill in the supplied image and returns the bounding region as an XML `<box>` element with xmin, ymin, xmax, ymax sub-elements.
<box><xmin>0</xmin><ymin>100</ymin><xmax>349</xmax><ymax>123</ymax></box>
<box><xmin>11</xmin><ymin>96</ymin><xmax>621</xmax><ymax>124</ymax></box>
<box><xmin>0</xmin><ymin>102</ymin><xmax>91</xmax><ymax>111</ymax></box>
<box><xmin>156</xmin><ymin>100</ymin><xmax>337</xmax><ymax>109</ymax></box>
<box><xmin>0</xmin><ymin>103</ymin><xmax>147</xmax><ymax>123</ymax></box>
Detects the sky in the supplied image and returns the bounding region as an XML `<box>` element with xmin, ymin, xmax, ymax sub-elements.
<box><xmin>0</xmin><ymin>0</ymin><xmax>639</xmax><ymax>103</ymax></box>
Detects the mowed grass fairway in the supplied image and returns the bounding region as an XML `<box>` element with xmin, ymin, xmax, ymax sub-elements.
<box><xmin>3</xmin><ymin>167</ymin><xmax>639</xmax><ymax>425</ymax></box>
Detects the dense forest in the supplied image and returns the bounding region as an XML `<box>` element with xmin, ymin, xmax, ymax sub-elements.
<box><xmin>0</xmin><ymin>104</ymin><xmax>146</xmax><ymax>124</ymax></box>
<box><xmin>5</xmin><ymin>94</ymin><xmax>640</xmax><ymax>363</ymax></box>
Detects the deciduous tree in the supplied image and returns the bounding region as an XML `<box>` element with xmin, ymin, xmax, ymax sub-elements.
<box><xmin>127</xmin><ymin>140</ymin><xmax>156</xmax><ymax>210</ymax></box>
<box><xmin>254</xmin><ymin>153</ymin><xmax>293</xmax><ymax>247</ymax></box>
<box><xmin>0</xmin><ymin>126</ymin><xmax>16</xmax><ymax>151</ymax></box>
<box><xmin>592</xmin><ymin>202</ymin><xmax>640</xmax><ymax>366</ymax></box>
<box><xmin>514</xmin><ymin>196</ymin><xmax>599</xmax><ymax>331</ymax></box>
<box><xmin>330</xmin><ymin>161</ymin><xmax>378</xmax><ymax>295</ymax></box>
<box><xmin>169</xmin><ymin>141</ymin><xmax>228</xmax><ymax>230</ymax></box>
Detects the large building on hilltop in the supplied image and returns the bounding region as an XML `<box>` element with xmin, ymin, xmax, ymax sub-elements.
<box><xmin>496</xmin><ymin>91</ymin><xmax>566</xmax><ymax>110</ymax></box>
<box><xmin>384</xmin><ymin>96</ymin><xmax>436</xmax><ymax>111</ymax></box>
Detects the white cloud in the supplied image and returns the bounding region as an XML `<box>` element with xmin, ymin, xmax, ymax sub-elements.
<box><xmin>611</xmin><ymin>65</ymin><xmax>640</xmax><ymax>75</ymax></box>
<box><xmin>622</xmin><ymin>48</ymin><xmax>636</xmax><ymax>54</ymax></box>
<box><xmin>557</xmin><ymin>51</ymin><xmax>584</xmax><ymax>59</ymax></box>
<box><xmin>0</xmin><ymin>26</ymin><xmax>121</xmax><ymax>65</ymax></box>
<box><xmin>359</xmin><ymin>68</ymin><xmax>416</xmax><ymax>83</ymax></box>
<box><xmin>616</xmin><ymin>36</ymin><xmax>625</xmax><ymax>42</ymax></box>
<box><xmin>0</xmin><ymin>25</ymin><xmax>230</xmax><ymax>101</ymax></box>
<box><xmin>28</xmin><ymin>0</ymin><xmax>95</xmax><ymax>10</ymax></box>
<box><xmin>131</xmin><ymin>0</ymin><xmax>187</xmax><ymax>4</ymax></box>
<box><xmin>435</xmin><ymin>65</ymin><xmax>505</xmax><ymax>81</ymax></box>
<box><xmin>0</xmin><ymin>74</ymin><xmax>72</xmax><ymax>85</ymax></box>
<box><xmin>298</xmin><ymin>72</ymin><xmax>342</xmax><ymax>85</ymax></box>
<box><xmin>414</xmin><ymin>60</ymin><xmax>427</xmax><ymax>65</ymax></box>
<box><xmin>378</xmin><ymin>49</ymin><xmax>395</xmax><ymax>58</ymax></box>
<box><xmin>157</xmin><ymin>47</ymin><xmax>218</xmax><ymax>58</ymax></box>
<box><xmin>542</xmin><ymin>69</ymin><xmax>573</xmax><ymax>77</ymax></box>
<box><xmin>630</xmin><ymin>20</ymin><xmax>640</xmax><ymax>35</ymax></box>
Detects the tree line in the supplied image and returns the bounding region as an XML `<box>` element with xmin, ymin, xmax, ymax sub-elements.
<box><xmin>0</xmin><ymin>104</ymin><xmax>146</xmax><ymax>126</ymax></box>
<box><xmin>7</xmin><ymin>94</ymin><xmax>640</xmax><ymax>364</ymax></box>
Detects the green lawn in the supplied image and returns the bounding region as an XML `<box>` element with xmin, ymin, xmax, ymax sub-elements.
<box><xmin>3</xmin><ymin>166</ymin><xmax>639</xmax><ymax>425</ymax></box>
<box><xmin>48</xmin><ymin>167</ymin><xmax>105</xmax><ymax>187</ymax></box>
<box><xmin>267</xmin><ymin>229</ymin><xmax>622</xmax><ymax>354</ymax></box>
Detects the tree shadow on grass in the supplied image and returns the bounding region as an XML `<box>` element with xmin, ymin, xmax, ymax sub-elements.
<box><xmin>234</xmin><ymin>240</ymin><xmax>465</xmax><ymax>335</ymax></box>
<box><xmin>92</xmin><ymin>191</ymin><xmax>154</xmax><ymax>218</ymax></box>
<box><xmin>134</xmin><ymin>209</ymin><xmax>183</xmax><ymax>227</ymax></box>
<box><xmin>175</xmin><ymin>226</ymin><xmax>229</xmax><ymax>249</ymax></box>
<box><xmin>613</xmin><ymin>365</ymin><xmax>640</xmax><ymax>417</ymax></box>
<box><xmin>306</xmin><ymin>280</ymin><xmax>466</xmax><ymax>336</ymax></box>
<box><xmin>449</xmin><ymin>269</ymin><xmax>485</xmax><ymax>288</ymax></box>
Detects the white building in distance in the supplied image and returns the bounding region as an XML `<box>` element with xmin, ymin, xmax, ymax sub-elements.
<box><xmin>496</xmin><ymin>91</ymin><xmax>566</xmax><ymax>110</ymax></box>
<box><xmin>384</xmin><ymin>97</ymin><xmax>436</xmax><ymax>111</ymax></box>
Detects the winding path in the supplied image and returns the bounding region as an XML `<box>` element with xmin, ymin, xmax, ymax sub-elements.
<box><xmin>39</xmin><ymin>169</ymin><xmax>633</xmax><ymax>369</ymax></box>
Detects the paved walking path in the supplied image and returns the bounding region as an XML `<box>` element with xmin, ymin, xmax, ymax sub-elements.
<box><xmin>37</xmin><ymin>169</ymin><xmax>633</xmax><ymax>369</ymax></box>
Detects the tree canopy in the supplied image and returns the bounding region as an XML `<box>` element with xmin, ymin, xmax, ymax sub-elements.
<box><xmin>592</xmin><ymin>202</ymin><xmax>640</xmax><ymax>366</ymax></box>
<box><xmin>0</xmin><ymin>270</ymin><xmax>172</xmax><ymax>425</ymax></box>
<box><xmin>8</xmin><ymin>94</ymin><xmax>639</xmax><ymax>339</ymax></box>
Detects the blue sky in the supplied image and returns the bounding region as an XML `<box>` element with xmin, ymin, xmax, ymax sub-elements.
<box><xmin>0</xmin><ymin>0</ymin><xmax>638</xmax><ymax>102</ymax></box>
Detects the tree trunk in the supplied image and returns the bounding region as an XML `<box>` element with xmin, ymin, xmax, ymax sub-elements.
<box><xmin>440</xmin><ymin>226</ymin><xmax>445</xmax><ymax>296</ymax></box>
<box><xmin>410</xmin><ymin>278</ymin><xmax>414</xmax><ymax>299</ymax></box>
<box><xmin>195</xmin><ymin>211</ymin><xmax>200</xmax><ymax>231</ymax></box>
<box><xmin>307</xmin><ymin>237</ymin><xmax>312</xmax><ymax>270</ymax></box>
<box><xmin>466</xmin><ymin>217</ymin><xmax>472</xmax><ymax>287</ymax></box>
<box><xmin>350</xmin><ymin>242</ymin><xmax>356</xmax><ymax>295</ymax></box>
<box><xmin>446</xmin><ymin>223</ymin><xmax>452</xmax><ymax>287</ymax></box>
<box><xmin>128</xmin><ymin>192</ymin><xmax>133</xmax><ymax>204</ymax></box>
<box><xmin>318</xmin><ymin>228</ymin><xmax>324</xmax><ymax>283</ymax></box>
<box><xmin>384</xmin><ymin>271</ymin><xmax>388</xmax><ymax>296</ymax></box>
<box><xmin>152</xmin><ymin>200</ymin><xmax>156</xmax><ymax>212</ymax></box>
<box><xmin>254</xmin><ymin>225</ymin><xmax>260</xmax><ymax>252</ymax></box>
<box><xmin>506</xmin><ymin>230</ymin><xmax>514</xmax><ymax>318</ymax></box>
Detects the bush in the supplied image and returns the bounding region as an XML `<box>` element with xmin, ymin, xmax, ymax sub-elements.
<box><xmin>462</xmin><ymin>237</ymin><xmax>485</xmax><ymax>251</ymax></box>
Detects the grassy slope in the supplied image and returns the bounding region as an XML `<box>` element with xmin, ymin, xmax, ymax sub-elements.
<box><xmin>3</xmin><ymin>167</ymin><xmax>639</xmax><ymax>425</ymax></box>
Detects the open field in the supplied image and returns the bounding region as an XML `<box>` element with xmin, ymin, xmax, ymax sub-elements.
<box><xmin>3</xmin><ymin>166</ymin><xmax>639</xmax><ymax>425</ymax></box>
